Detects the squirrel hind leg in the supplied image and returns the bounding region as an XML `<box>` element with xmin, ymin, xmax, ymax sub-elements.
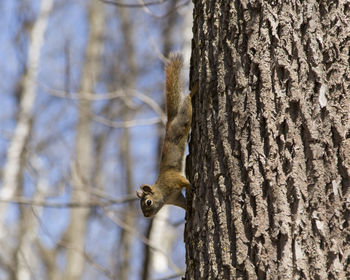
<box><xmin>166</xmin><ymin>95</ymin><xmax>192</xmax><ymax>144</ymax></box>
<box><xmin>174</xmin><ymin>95</ymin><xmax>192</xmax><ymax>130</ymax></box>
<box><xmin>168</xmin><ymin>191</ymin><xmax>186</xmax><ymax>210</ymax></box>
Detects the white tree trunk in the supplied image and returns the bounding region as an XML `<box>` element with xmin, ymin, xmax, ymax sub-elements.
<box><xmin>116</xmin><ymin>7</ymin><xmax>137</xmax><ymax>279</ymax></box>
<box><xmin>0</xmin><ymin>0</ymin><xmax>53</xmax><ymax>230</ymax></box>
<box><xmin>0</xmin><ymin>0</ymin><xmax>53</xmax><ymax>278</ymax></box>
<box><xmin>64</xmin><ymin>1</ymin><xmax>105</xmax><ymax>279</ymax></box>
<box><xmin>17</xmin><ymin>156</ymin><xmax>50</xmax><ymax>280</ymax></box>
<box><xmin>150</xmin><ymin>206</ymin><xmax>175</xmax><ymax>273</ymax></box>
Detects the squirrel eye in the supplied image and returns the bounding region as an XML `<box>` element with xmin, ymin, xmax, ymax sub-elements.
<box><xmin>146</xmin><ymin>199</ymin><xmax>152</xmax><ymax>206</ymax></box>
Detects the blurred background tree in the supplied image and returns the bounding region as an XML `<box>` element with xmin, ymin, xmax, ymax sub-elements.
<box><xmin>0</xmin><ymin>0</ymin><xmax>192</xmax><ymax>279</ymax></box>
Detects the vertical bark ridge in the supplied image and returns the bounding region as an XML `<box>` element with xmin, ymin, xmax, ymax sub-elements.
<box><xmin>187</xmin><ymin>0</ymin><xmax>350</xmax><ymax>279</ymax></box>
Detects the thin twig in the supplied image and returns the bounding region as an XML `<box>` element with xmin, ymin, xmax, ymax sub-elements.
<box><xmin>101</xmin><ymin>0</ymin><xmax>169</xmax><ymax>8</ymax></box>
<box><xmin>102</xmin><ymin>0</ymin><xmax>190</xmax><ymax>19</ymax></box>
<box><xmin>0</xmin><ymin>194</ymin><xmax>137</xmax><ymax>208</ymax></box>
<box><xmin>92</xmin><ymin>114</ymin><xmax>162</xmax><ymax>128</ymax></box>
<box><xmin>39</xmin><ymin>83</ymin><xmax>167</xmax><ymax>126</ymax></box>
<box><xmin>153</xmin><ymin>272</ymin><xmax>185</xmax><ymax>280</ymax></box>
<box><xmin>103</xmin><ymin>209</ymin><xmax>182</xmax><ymax>274</ymax></box>
<box><xmin>137</xmin><ymin>0</ymin><xmax>190</xmax><ymax>19</ymax></box>
<box><xmin>32</xmin><ymin>209</ymin><xmax>114</xmax><ymax>279</ymax></box>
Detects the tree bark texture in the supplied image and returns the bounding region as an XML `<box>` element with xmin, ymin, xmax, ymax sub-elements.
<box><xmin>186</xmin><ymin>1</ymin><xmax>349</xmax><ymax>279</ymax></box>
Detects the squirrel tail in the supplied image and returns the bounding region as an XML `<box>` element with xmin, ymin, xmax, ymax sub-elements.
<box><xmin>165</xmin><ymin>53</ymin><xmax>183</xmax><ymax>122</ymax></box>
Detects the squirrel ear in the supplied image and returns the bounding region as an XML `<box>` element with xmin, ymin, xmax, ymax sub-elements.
<box><xmin>136</xmin><ymin>190</ymin><xmax>143</xmax><ymax>199</ymax></box>
<box><xmin>141</xmin><ymin>184</ymin><xmax>153</xmax><ymax>194</ymax></box>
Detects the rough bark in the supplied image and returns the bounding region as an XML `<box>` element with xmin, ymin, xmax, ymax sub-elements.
<box><xmin>64</xmin><ymin>1</ymin><xmax>104</xmax><ymax>279</ymax></box>
<box><xmin>186</xmin><ymin>1</ymin><xmax>350</xmax><ymax>279</ymax></box>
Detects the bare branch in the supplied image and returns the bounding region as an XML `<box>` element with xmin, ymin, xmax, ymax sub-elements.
<box><xmin>136</xmin><ymin>0</ymin><xmax>191</xmax><ymax>19</ymax></box>
<box><xmin>32</xmin><ymin>209</ymin><xmax>114</xmax><ymax>279</ymax></box>
<box><xmin>101</xmin><ymin>0</ymin><xmax>190</xmax><ymax>19</ymax></box>
<box><xmin>103</xmin><ymin>209</ymin><xmax>182</xmax><ymax>274</ymax></box>
<box><xmin>39</xmin><ymin>83</ymin><xmax>167</xmax><ymax>126</ymax></box>
<box><xmin>101</xmin><ymin>0</ymin><xmax>169</xmax><ymax>8</ymax></box>
<box><xmin>153</xmin><ymin>272</ymin><xmax>185</xmax><ymax>280</ymax></box>
<box><xmin>92</xmin><ymin>114</ymin><xmax>162</xmax><ymax>128</ymax></box>
<box><xmin>0</xmin><ymin>194</ymin><xmax>137</xmax><ymax>208</ymax></box>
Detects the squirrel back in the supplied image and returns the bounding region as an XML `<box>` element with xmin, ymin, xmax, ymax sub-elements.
<box><xmin>136</xmin><ymin>54</ymin><xmax>195</xmax><ymax>217</ymax></box>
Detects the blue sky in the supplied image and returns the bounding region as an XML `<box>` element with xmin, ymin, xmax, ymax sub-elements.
<box><xmin>0</xmin><ymin>0</ymin><xmax>191</xmax><ymax>279</ymax></box>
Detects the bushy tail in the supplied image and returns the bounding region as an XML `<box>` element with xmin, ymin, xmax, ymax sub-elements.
<box><xmin>165</xmin><ymin>53</ymin><xmax>183</xmax><ymax>122</ymax></box>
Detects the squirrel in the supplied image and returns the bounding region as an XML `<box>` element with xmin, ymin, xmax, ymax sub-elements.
<box><xmin>136</xmin><ymin>54</ymin><xmax>196</xmax><ymax>218</ymax></box>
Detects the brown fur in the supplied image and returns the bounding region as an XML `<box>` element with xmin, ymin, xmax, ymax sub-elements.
<box><xmin>136</xmin><ymin>54</ymin><xmax>196</xmax><ymax>218</ymax></box>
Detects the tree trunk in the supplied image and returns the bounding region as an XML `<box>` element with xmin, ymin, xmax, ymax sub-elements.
<box><xmin>0</xmin><ymin>0</ymin><xmax>53</xmax><ymax>278</ymax></box>
<box><xmin>117</xmin><ymin>6</ymin><xmax>136</xmax><ymax>280</ymax></box>
<box><xmin>0</xmin><ymin>0</ymin><xmax>53</xmax><ymax>227</ymax></box>
<box><xmin>64</xmin><ymin>1</ymin><xmax>104</xmax><ymax>279</ymax></box>
<box><xmin>186</xmin><ymin>1</ymin><xmax>349</xmax><ymax>279</ymax></box>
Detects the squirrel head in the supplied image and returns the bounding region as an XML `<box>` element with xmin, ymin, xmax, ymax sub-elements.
<box><xmin>136</xmin><ymin>184</ymin><xmax>164</xmax><ymax>217</ymax></box>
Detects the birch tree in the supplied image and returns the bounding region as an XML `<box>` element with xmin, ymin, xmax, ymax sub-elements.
<box><xmin>0</xmin><ymin>0</ymin><xmax>53</xmax><ymax>278</ymax></box>
<box><xmin>117</xmin><ymin>6</ymin><xmax>137</xmax><ymax>280</ymax></box>
<box><xmin>63</xmin><ymin>1</ymin><xmax>105</xmax><ymax>279</ymax></box>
